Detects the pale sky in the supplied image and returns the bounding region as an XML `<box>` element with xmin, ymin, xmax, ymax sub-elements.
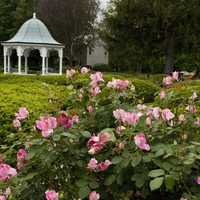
<box><xmin>100</xmin><ymin>0</ymin><xmax>108</xmax><ymax>8</ymax></box>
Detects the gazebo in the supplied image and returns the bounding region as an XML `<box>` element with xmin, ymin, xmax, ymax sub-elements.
<box><xmin>1</xmin><ymin>13</ymin><xmax>65</xmax><ymax>75</ymax></box>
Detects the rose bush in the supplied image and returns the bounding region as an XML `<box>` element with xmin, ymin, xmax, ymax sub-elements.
<box><xmin>0</xmin><ymin>69</ymin><xmax>200</xmax><ymax>199</ymax></box>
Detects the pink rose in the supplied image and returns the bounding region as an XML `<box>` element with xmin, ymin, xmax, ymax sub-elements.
<box><xmin>159</xmin><ymin>90</ymin><xmax>166</xmax><ymax>99</ymax></box>
<box><xmin>17</xmin><ymin>149</ymin><xmax>27</xmax><ymax>162</ymax></box>
<box><xmin>197</xmin><ymin>177</ymin><xmax>200</xmax><ymax>184</ymax></box>
<box><xmin>96</xmin><ymin>160</ymin><xmax>112</xmax><ymax>171</ymax></box>
<box><xmin>134</xmin><ymin>134</ymin><xmax>150</xmax><ymax>151</ymax></box>
<box><xmin>56</xmin><ymin>113</ymin><xmax>73</xmax><ymax>129</ymax></box>
<box><xmin>72</xmin><ymin>115</ymin><xmax>79</xmax><ymax>123</ymax></box>
<box><xmin>115</xmin><ymin>125</ymin><xmax>126</xmax><ymax>134</ymax></box>
<box><xmin>81</xmin><ymin>67</ymin><xmax>89</xmax><ymax>74</ymax></box>
<box><xmin>163</xmin><ymin>76</ymin><xmax>172</xmax><ymax>85</ymax></box>
<box><xmin>186</xmin><ymin>105</ymin><xmax>198</xmax><ymax>114</ymax></box>
<box><xmin>180</xmin><ymin>198</ymin><xmax>187</xmax><ymax>200</ymax></box>
<box><xmin>87</xmin><ymin>106</ymin><xmax>93</xmax><ymax>113</ymax></box>
<box><xmin>13</xmin><ymin>118</ymin><xmax>21</xmax><ymax>128</ymax></box>
<box><xmin>5</xmin><ymin>187</ymin><xmax>11</xmax><ymax>196</ymax></box>
<box><xmin>45</xmin><ymin>190</ymin><xmax>59</xmax><ymax>200</ymax></box>
<box><xmin>161</xmin><ymin>108</ymin><xmax>174</xmax><ymax>121</ymax></box>
<box><xmin>113</xmin><ymin>109</ymin><xmax>125</xmax><ymax>121</ymax></box>
<box><xmin>89</xmin><ymin>86</ymin><xmax>101</xmax><ymax>96</ymax></box>
<box><xmin>90</xmin><ymin>72</ymin><xmax>104</xmax><ymax>87</ymax></box>
<box><xmin>17</xmin><ymin>162</ymin><xmax>28</xmax><ymax>170</ymax></box>
<box><xmin>189</xmin><ymin>92</ymin><xmax>198</xmax><ymax>100</ymax></box>
<box><xmin>195</xmin><ymin>118</ymin><xmax>200</xmax><ymax>125</ymax></box>
<box><xmin>36</xmin><ymin>116</ymin><xmax>57</xmax><ymax>137</ymax></box>
<box><xmin>87</xmin><ymin>158</ymin><xmax>98</xmax><ymax>170</ymax></box>
<box><xmin>179</xmin><ymin>114</ymin><xmax>186</xmax><ymax>122</ymax></box>
<box><xmin>172</xmin><ymin>71</ymin><xmax>179</xmax><ymax>80</ymax></box>
<box><xmin>15</xmin><ymin>107</ymin><xmax>29</xmax><ymax>119</ymax></box>
<box><xmin>122</xmin><ymin>112</ymin><xmax>139</xmax><ymax>125</ymax></box>
<box><xmin>107</xmin><ymin>78</ymin><xmax>129</xmax><ymax>92</ymax></box>
<box><xmin>0</xmin><ymin>196</ymin><xmax>5</xmax><ymax>200</ymax></box>
<box><xmin>98</xmin><ymin>132</ymin><xmax>110</xmax><ymax>144</ymax></box>
<box><xmin>89</xmin><ymin>191</ymin><xmax>100</xmax><ymax>200</ymax></box>
<box><xmin>66</xmin><ymin>69</ymin><xmax>76</xmax><ymax>78</ymax></box>
<box><xmin>0</xmin><ymin>164</ymin><xmax>17</xmax><ymax>180</ymax></box>
<box><xmin>146</xmin><ymin>117</ymin><xmax>151</xmax><ymax>125</ymax></box>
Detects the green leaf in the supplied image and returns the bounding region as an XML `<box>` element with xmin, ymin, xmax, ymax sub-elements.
<box><xmin>63</xmin><ymin>132</ymin><xmax>76</xmax><ymax>138</ymax></box>
<box><xmin>29</xmin><ymin>139</ymin><xmax>42</xmax><ymax>145</ymax></box>
<box><xmin>148</xmin><ymin>169</ymin><xmax>165</xmax><ymax>178</ymax></box>
<box><xmin>78</xmin><ymin>186</ymin><xmax>90</xmax><ymax>199</ymax></box>
<box><xmin>19</xmin><ymin>172</ymin><xmax>39</xmax><ymax>181</ymax></box>
<box><xmin>164</xmin><ymin>175</ymin><xmax>175</xmax><ymax>190</ymax></box>
<box><xmin>183</xmin><ymin>157</ymin><xmax>194</xmax><ymax>165</ymax></box>
<box><xmin>143</xmin><ymin>156</ymin><xmax>151</xmax><ymax>163</ymax></box>
<box><xmin>26</xmin><ymin>151</ymin><xmax>36</xmax><ymax>160</ymax></box>
<box><xmin>150</xmin><ymin>177</ymin><xmax>164</xmax><ymax>191</ymax></box>
<box><xmin>131</xmin><ymin>155</ymin><xmax>142</xmax><ymax>167</ymax></box>
<box><xmin>136</xmin><ymin>177</ymin><xmax>145</xmax><ymax>188</ymax></box>
<box><xmin>162</xmin><ymin>162</ymin><xmax>171</xmax><ymax>171</ymax></box>
<box><xmin>53</xmin><ymin>134</ymin><xmax>61</xmax><ymax>141</ymax></box>
<box><xmin>89</xmin><ymin>180</ymin><xmax>99</xmax><ymax>189</ymax></box>
<box><xmin>169</xmin><ymin>171</ymin><xmax>179</xmax><ymax>181</ymax></box>
<box><xmin>105</xmin><ymin>174</ymin><xmax>116</xmax><ymax>186</ymax></box>
<box><xmin>111</xmin><ymin>156</ymin><xmax>123</xmax><ymax>164</ymax></box>
<box><xmin>121</xmin><ymin>157</ymin><xmax>131</xmax><ymax>168</ymax></box>
<box><xmin>116</xmin><ymin>173</ymin><xmax>124</xmax><ymax>185</ymax></box>
<box><xmin>80</xmin><ymin>131</ymin><xmax>91</xmax><ymax>138</ymax></box>
<box><xmin>131</xmin><ymin>173</ymin><xmax>140</xmax><ymax>181</ymax></box>
<box><xmin>76</xmin><ymin>179</ymin><xmax>88</xmax><ymax>187</ymax></box>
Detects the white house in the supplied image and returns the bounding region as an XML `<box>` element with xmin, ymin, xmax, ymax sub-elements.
<box><xmin>76</xmin><ymin>36</ymin><xmax>108</xmax><ymax>66</ymax></box>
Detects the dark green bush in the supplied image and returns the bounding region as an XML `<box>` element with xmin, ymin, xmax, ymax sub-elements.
<box><xmin>92</xmin><ymin>63</ymin><xmax>112</xmax><ymax>72</ymax></box>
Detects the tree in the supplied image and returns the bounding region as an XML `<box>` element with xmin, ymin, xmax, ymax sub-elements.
<box><xmin>36</xmin><ymin>0</ymin><xmax>100</xmax><ymax>67</ymax></box>
<box><xmin>103</xmin><ymin>0</ymin><xmax>200</xmax><ymax>73</ymax></box>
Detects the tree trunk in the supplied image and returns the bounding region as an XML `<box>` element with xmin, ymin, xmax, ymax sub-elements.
<box><xmin>164</xmin><ymin>30</ymin><xmax>174</xmax><ymax>74</ymax></box>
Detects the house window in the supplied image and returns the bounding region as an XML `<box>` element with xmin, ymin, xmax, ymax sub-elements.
<box><xmin>89</xmin><ymin>48</ymin><xmax>92</xmax><ymax>55</ymax></box>
<box><xmin>104</xmin><ymin>51</ymin><xmax>107</xmax><ymax>55</ymax></box>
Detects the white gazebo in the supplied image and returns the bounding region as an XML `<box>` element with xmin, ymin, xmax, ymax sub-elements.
<box><xmin>1</xmin><ymin>13</ymin><xmax>65</xmax><ymax>75</ymax></box>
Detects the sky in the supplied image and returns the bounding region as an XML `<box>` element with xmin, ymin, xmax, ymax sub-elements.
<box><xmin>100</xmin><ymin>0</ymin><xmax>108</xmax><ymax>8</ymax></box>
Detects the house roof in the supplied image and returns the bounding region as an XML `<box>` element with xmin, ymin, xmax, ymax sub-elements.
<box><xmin>4</xmin><ymin>13</ymin><xmax>64</xmax><ymax>46</ymax></box>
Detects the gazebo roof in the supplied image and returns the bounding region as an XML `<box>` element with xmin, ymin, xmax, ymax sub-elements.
<box><xmin>5</xmin><ymin>13</ymin><xmax>63</xmax><ymax>46</ymax></box>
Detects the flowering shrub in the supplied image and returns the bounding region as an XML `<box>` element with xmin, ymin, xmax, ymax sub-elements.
<box><xmin>0</xmin><ymin>70</ymin><xmax>200</xmax><ymax>199</ymax></box>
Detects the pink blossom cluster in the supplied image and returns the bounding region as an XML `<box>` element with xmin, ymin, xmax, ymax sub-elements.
<box><xmin>87</xmin><ymin>158</ymin><xmax>112</xmax><ymax>171</ymax></box>
<box><xmin>89</xmin><ymin>86</ymin><xmax>101</xmax><ymax>96</ymax></box>
<box><xmin>90</xmin><ymin>72</ymin><xmax>104</xmax><ymax>87</ymax></box>
<box><xmin>0</xmin><ymin>164</ymin><xmax>17</xmax><ymax>180</ymax></box>
<box><xmin>17</xmin><ymin>149</ymin><xmax>28</xmax><ymax>170</ymax></box>
<box><xmin>113</xmin><ymin>108</ymin><xmax>139</xmax><ymax>125</ymax></box>
<box><xmin>13</xmin><ymin>107</ymin><xmax>29</xmax><ymax>129</ymax></box>
<box><xmin>66</xmin><ymin>69</ymin><xmax>76</xmax><ymax>78</ymax></box>
<box><xmin>163</xmin><ymin>71</ymin><xmax>179</xmax><ymax>85</ymax></box>
<box><xmin>87</xmin><ymin>132</ymin><xmax>111</xmax><ymax>154</ymax></box>
<box><xmin>107</xmin><ymin>78</ymin><xmax>130</xmax><ymax>93</ymax></box>
<box><xmin>45</xmin><ymin>189</ymin><xmax>59</xmax><ymax>200</ymax></box>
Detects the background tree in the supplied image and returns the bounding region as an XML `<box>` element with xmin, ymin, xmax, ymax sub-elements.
<box><xmin>103</xmin><ymin>0</ymin><xmax>200</xmax><ymax>73</ymax></box>
<box><xmin>36</xmin><ymin>0</ymin><xmax>100</xmax><ymax>67</ymax></box>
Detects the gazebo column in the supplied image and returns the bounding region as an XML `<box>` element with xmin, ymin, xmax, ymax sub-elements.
<box><xmin>17</xmin><ymin>46</ymin><xmax>23</xmax><ymax>74</ymax></box>
<box><xmin>7</xmin><ymin>49</ymin><xmax>11</xmax><ymax>73</ymax></box>
<box><xmin>58</xmin><ymin>48</ymin><xmax>63</xmax><ymax>75</ymax></box>
<box><xmin>40</xmin><ymin>47</ymin><xmax>47</xmax><ymax>75</ymax></box>
<box><xmin>24</xmin><ymin>49</ymin><xmax>30</xmax><ymax>74</ymax></box>
<box><xmin>3</xmin><ymin>46</ymin><xmax>7</xmax><ymax>74</ymax></box>
<box><xmin>46</xmin><ymin>51</ymin><xmax>50</xmax><ymax>74</ymax></box>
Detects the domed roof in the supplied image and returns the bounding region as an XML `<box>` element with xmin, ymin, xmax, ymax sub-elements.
<box><xmin>6</xmin><ymin>13</ymin><xmax>63</xmax><ymax>46</ymax></box>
